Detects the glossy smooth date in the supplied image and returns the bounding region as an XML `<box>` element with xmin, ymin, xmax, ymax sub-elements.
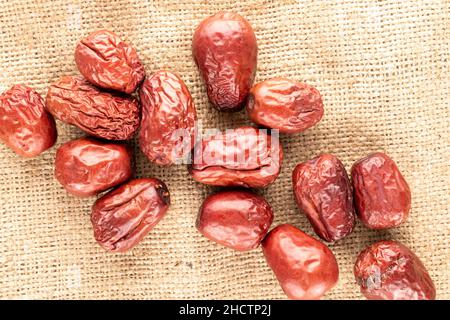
<box><xmin>189</xmin><ymin>126</ymin><xmax>283</xmax><ymax>188</ymax></box>
<box><xmin>192</xmin><ymin>11</ymin><xmax>257</xmax><ymax>112</ymax></box>
<box><xmin>46</xmin><ymin>76</ymin><xmax>140</xmax><ymax>140</ymax></box>
<box><xmin>351</xmin><ymin>152</ymin><xmax>411</xmax><ymax>229</ymax></box>
<box><xmin>292</xmin><ymin>154</ymin><xmax>355</xmax><ymax>242</ymax></box>
<box><xmin>354</xmin><ymin>240</ymin><xmax>436</xmax><ymax>300</ymax></box>
<box><xmin>247</xmin><ymin>78</ymin><xmax>324</xmax><ymax>134</ymax></box>
<box><xmin>91</xmin><ymin>178</ymin><xmax>170</xmax><ymax>252</ymax></box>
<box><xmin>139</xmin><ymin>70</ymin><xmax>197</xmax><ymax>165</ymax></box>
<box><xmin>0</xmin><ymin>84</ymin><xmax>57</xmax><ymax>157</ymax></box>
<box><xmin>197</xmin><ymin>190</ymin><xmax>273</xmax><ymax>251</ymax></box>
<box><xmin>55</xmin><ymin>137</ymin><xmax>133</xmax><ymax>197</ymax></box>
<box><xmin>75</xmin><ymin>30</ymin><xmax>145</xmax><ymax>94</ymax></box>
<box><xmin>262</xmin><ymin>224</ymin><xmax>339</xmax><ymax>300</ymax></box>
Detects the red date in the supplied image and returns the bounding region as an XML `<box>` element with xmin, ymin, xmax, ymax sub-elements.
<box><xmin>189</xmin><ymin>126</ymin><xmax>282</xmax><ymax>188</ymax></box>
<box><xmin>262</xmin><ymin>224</ymin><xmax>339</xmax><ymax>300</ymax></box>
<box><xmin>351</xmin><ymin>152</ymin><xmax>411</xmax><ymax>229</ymax></box>
<box><xmin>354</xmin><ymin>240</ymin><xmax>436</xmax><ymax>300</ymax></box>
<box><xmin>55</xmin><ymin>137</ymin><xmax>133</xmax><ymax>197</ymax></box>
<box><xmin>139</xmin><ymin>70</ymin><xmax>197</xmax><ymax>165</ymax></box>
<box><xmin>75</xmin><ymin>30</ymin><xmax>145</xmax><ymax>94</ymax></box>
<box><xmin>292</xmin><ymin>154</ymin><xmax>355</xmax><ymax>242</ymax></box>
<box><xmin>247</xmin><ymin>78</ymin><xmax>324</xmax><ymax>133</ymax></box>
<box><xmin>192</xmin><ymin>11</ymin><xmax>257</xmax><ymax>112</ymax></box>
<box><xmin>0</xmin><ymin>84</ymin><xmax>57</xmax><ymax>157</ymax></box>
<box><xmin>46</xmin><ymin>76</ymin><xmax>140</xmax><ymax>140</ymax></box>
<box><xmin>197</xmin><ymin>190</ymin><xmax>273</xmax><ymax>251</ymax></box>
<box><xmin>91</xmin><ymin>178</ymin><xmax>170</xmax><ymax>252</ymax></box>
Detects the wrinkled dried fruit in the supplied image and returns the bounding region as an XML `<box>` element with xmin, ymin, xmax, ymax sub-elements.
<box><xmin>262</xmin><ymin>224</ymin><xmax>339</xmax><ymax>300</ymax></box>
<box><xmin>197</xmin><ymin>190</ymin><xmax>273</xmax><ymax>251</ymax></box>
<box><xmin>91</xmin><ymin>178</ymin><xmax>170</xmax><ymax>252</ymax></box>
<box><xmin>139</xmin><ymin>70</ymin><xmax>197</xmax><ymax>165</ymax></box>
<box><xmin>192</xmin><ymin>11</ymin><xmax>257</xmax><ymax>112</ymax></box>
<box><xmin>75</xmin><ymin>30</ymin><xmax>145</xmax><ymax>94</ymax></box>
<box><xmin>354</xmin><ymin>240</ymin><xmax>436</xmax><ymax>300</ymax></box>
<box><xmin>189</xmin><ymin>126</ymin><xmax>282</xmax><ymax>188</ymax></box>
<box><xmin>0</xmin><ymin>84</ymin><xmax>57</xmax><ymax>157</ymax></box>
<box><xmin>247</xmin><ymin>78</ymin><xmax>324</xmax><ymax>133</ymax></box>
<box><xmin>55</xmin><ymin>137</ymin><xmax>133</xmax><ymax>197</ymax></box>
<box><xmin>351</xmin><ymin>152</ymin><xmax>411</xmax><ymax>229</ymax></box>
<box><xmin>46</xmin><ymin>76</ymin><xmax>140</xmax><ymax>140</ymax></box>
<box><xmin>292</xmin><ymin>154</ymin><xmax>355</xmax><ymax>242</ymax></box>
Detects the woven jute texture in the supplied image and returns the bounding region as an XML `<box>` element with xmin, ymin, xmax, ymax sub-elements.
<box><xmin>0</xmin><ymin>0</ymin><xmax>448</xmax><ymax>300</ymax></box>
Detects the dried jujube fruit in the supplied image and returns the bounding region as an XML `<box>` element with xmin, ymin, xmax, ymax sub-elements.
<box><xmin>0</xmin><ymin>84</ymin><xmax>57</xmax><ymax>157</ymax></box>
<box><xmin>189</xmin><ymin>126</ymin><xmax>282</xmax><ymax>188</ymax></box>
<box><xmin>247</xmin><ymin>78</ymin><xmax>324</xmax><ymax>133</ymax></box>
<box><xmin>292</xmin><ymin>154</ymin><xmax>355</xmax><ymax>242</ymax></box>
<box><xmin>351</xmin><ymin>152</ymin><xmax>411</xmax><ymax>229</ymax></box>
<box><xmin>91</xmin><ymin>178</ymin><xmax>170</xmax><ymax>252</ymax></box>
<box><xmin>354</xmin><ymin>240</ymin><xmax>436</xmax><ymax>300</ymax></box>
<box><xmin>55</xmin><ymin>137</ymin><xmax>133</xmax><ymax>197</ymax></box>
<box><xmin>75</xmin><ymin>30</ymin><xmax>145</xmax><ymax>94</ymax></box>
<box><xmin>262</xmin><ymin>224</ymin><xmax>339</xmax><ymax>300</ymax></box>
<box><xmin>197</xmin><ymin>190</ymin><xmax>273</xmax><ymax>251</ymax></box>
<box><xmin>139</xmin><ymin>70</ymin><xmax>197</xmax><ymax>165</ymax></box>
<box><xmin>192</xmin><ymin>11</ymin><xmax>257</xmax><ymax>112</ymax></box>
<box><xmin>46</xmin><ymin>76</ymin><xmax>140</xmax><ymax>140</ymax></box>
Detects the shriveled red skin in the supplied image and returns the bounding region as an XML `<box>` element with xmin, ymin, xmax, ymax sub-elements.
<box><xmin>139</xmin><ymin>70</ymin><xmax>197</xmax><ymax>165</ymax></box>
<box><xmin>46</xmin><ymin>76</ymin><xmax>140</xmax><ymax>140</ymax></box>
<box><xmin>354</xmin><ymin>240</ymin><xmax>436</xmax><ymax>300</ymax></box>
<box><xmin>55</xmin><ymin>137</ymin><xmax>133</xmax><ymax>197</ymax></box>
<box><xmin>351</xmin><ymin>152</ymin><xmax>411</xmax><ymax>229</ymax></box>
<box><xmin>91</xmin><ymin>178</ymin><xmax>170</xmax><ymax>252</ymax></box>
<box><xmin>247</xmin><ymin>78</ymin><xmax>324</xmax><ymax>134</ymax></box>
<box><xmin>197</xmin><ymin>190</ymin><xmax>273</xmax><ymax>251</ymax></box>
<box><xmin>192</xmin><ymin>11</ymin><xmax>257</xmax><ymax>112</ymax></box>
<box><xmin>262</xmin><ymin>224</ymin><xmax>339</xmax><ymax>300</ymax></box>
<box><xmin>292</xmin><ymin>154</ymin><xmax>355</xmax><ymax>242</ymax></box>
<box><xmin>75</xmin><ymin>30</ymin><xmax>145</xmax><ymax>94</ymax></box>
<box><xmin>0</xmin><ymin>85</ymin><xmax>57</xmax><ymax>157</ymax></box>
<box><xmin>189</xmin><ymin>126</ymin><xmax>283</xmax><ymax>188</ymax></box>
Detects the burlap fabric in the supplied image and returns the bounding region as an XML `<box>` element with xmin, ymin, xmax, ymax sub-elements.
<box><xmin>0</xmin><ymin>0</ymin><xmax>448</xmax><ymax>300</ymax></box>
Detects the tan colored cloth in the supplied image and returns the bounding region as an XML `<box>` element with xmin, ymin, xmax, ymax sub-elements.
<box><xmin>0</xmin><ymin>0</ymin><xmax>448</xmax><ymax>299</ymax></box>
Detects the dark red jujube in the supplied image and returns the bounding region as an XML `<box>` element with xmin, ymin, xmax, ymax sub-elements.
<box><xmin>46</xmin><ymin>76</ymin><xmax>140</xmax><ymax>141</ymax></box>
<box><xmin>139</xmin><ymin>70</ymin><xmax>197</xmax><ymax>165</ymax></box>
<box><xmin>354</xmin><ymin>240</ymin><xmax>436</xmax><ymax>300</ymax></box>
<box><xmin>262</xmin><ymin>224</ymin><xmax>339</xmax><ymax>300</ymax></box>
<box><xmin>0</xmin><ymin>84</ymin><xmax>57</xmax><ymax>157</ymax></box>
<box><xmin>292</xmin><ymin>154</ymin><xmax>355</xmax><ymax>242</ymax></box>
<box><xmin>192</xmin><ymin>11</ymin><xmax>257</xmax><ymax>112</ymax></box>
<box><xmin>197</xmin><ymin>190</ymin><xmax>273</xmax><ymax>251</ymax></box>
<box><xmin>75</xmin><ymin>30</ymin><xmax>145</xmax><ymax>94</ymax></box>
<box><xmin>55</xmin><ymin>137</ymin><xmax>133</xmax><ymax>197</ymax></box>
<box><xmin>351</xmin><ymin>152</ymin><xmax>411</xmax><ymax>229</ymax></box>
<box><xmin>189</xmin><ymin>126</ymin><xmax>283</xmax><ymax>188</ymax></box>
<box><xmin>91</xmin><ymin>178</ymin><xmax>170</xmax><ymax>252</ymax></box>
<box><xmin>247</xmin><ymin>78</ymin><xmax>324</xmax><ymax>133</ymax></box>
